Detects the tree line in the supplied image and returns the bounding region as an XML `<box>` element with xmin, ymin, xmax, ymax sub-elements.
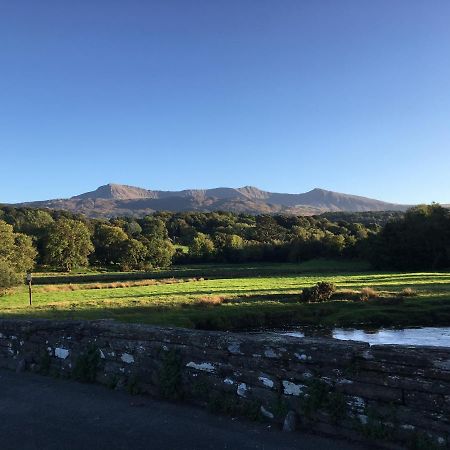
<box><xmin>0</xmin><ymin>204</ymin><xmax>448</xmax><ymax>289</ymax></box>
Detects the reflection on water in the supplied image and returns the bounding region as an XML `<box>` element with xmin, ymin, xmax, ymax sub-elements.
<box><xmin>284</xmin><ymin>327</ymin><xmax>450</xmax><ymax>347</ymax></box>
<box><xmin>333</xmin><ymin>327</ymin><xmax>450</xmax><ymax>347</ymax></box>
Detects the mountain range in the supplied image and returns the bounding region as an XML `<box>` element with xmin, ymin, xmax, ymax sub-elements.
<box><xmin>11</xmin><ymin>183</ymin><xmax>411</xmax><ymax>218</ymax></box>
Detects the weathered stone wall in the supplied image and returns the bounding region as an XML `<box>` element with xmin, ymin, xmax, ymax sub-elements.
<box><xmin>0</xmin><ymin>319</ymin><xmax>449</xmax><ymax>449</ymax></box>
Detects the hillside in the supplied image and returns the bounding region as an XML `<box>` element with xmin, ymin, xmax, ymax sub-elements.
<box><xmin>13</xmin><ymin>183</ymin><xmax>409</xmax><ymax>218</ymax></box>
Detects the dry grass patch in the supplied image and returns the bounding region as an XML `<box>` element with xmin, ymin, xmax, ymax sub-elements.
<box><xmin>401</xmin><ymin>287</ymin><xmax>417</xmax><ymax>297</ymax></box>
<box><xmin>195</xmin><ymin>296</ymin><xmax>227</xmax><ymax>307</ymax></box>
<box><xmin>360</xmin><ymin>287</ymin><xmax>379</xmax><ymax>301</ymax></box>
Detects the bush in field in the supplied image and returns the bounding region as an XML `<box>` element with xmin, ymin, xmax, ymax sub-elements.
<box><xmin>301</xmin><ymin>282</ymin><xmax>336</xmax><ymax>303</ymax></box>
<box><xmin>0</xmin><ymin>260</ymin><xmax>22</xmax><ymax>291</ymax></box>
<box><xmin>359</xmin><ymin>287</ymin><xmax>379</xmax><ymax>301</ymax></box>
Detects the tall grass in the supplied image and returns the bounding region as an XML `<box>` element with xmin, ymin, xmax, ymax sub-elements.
<box><xmin>35</xmin><ymin>277</ymin><xmax>200</xmax><ymax>293</ymax></box>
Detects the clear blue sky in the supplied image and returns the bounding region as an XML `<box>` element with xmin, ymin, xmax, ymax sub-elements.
<box><xmin>1</xmin><ymin>1</ymin><xmax>449</xmax><ymax>204</ymax></box>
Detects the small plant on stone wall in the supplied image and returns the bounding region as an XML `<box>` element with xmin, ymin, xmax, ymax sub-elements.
<box><xmin>326</xmin><ymin>391</ymin><xmax>347</xmax><ymax>424</ymax></box>
<box><xmin>239</xmin><ymin>400</ymin><xmax>263</xmax><ymax>421</ymax></box>
<box><xmin>300</xmin><ymin>379</ymin><xmax>331</xmax><ymax>417</ymax></box>
<box><xmin>106</xmin><ymin>374</ymin><xmax>119</xmax><ymax>390</ymax></box>
<box><xmin>358</xmin><ymin>407</ymin><xmax>394</xmax><ymax>441</ymax></box>
<box><xmin>191</xmin><ymin>379</ymin><xmax>210</xmax><ymax>400</ymax></box>
<box><xmin>208</xmin><ymin>392</ymin><xmax>262</xmax><ymax>421</ymax></box>
<box><xmin>126</xmin><ymin>374</ymin><xmax>142</xmax><ymax>395</ymax></box>
<box><xmin>207</xmin><ymin>392</ymin><xmax>238</xmax><ymax>415</ymax></box>
<box><xmin>407</xmin><ymin>432</ymin><xmax>444</xmax><ymax>450</ymax></box>
<box><xmin>271</xmin><ymin>396</ymin><xmax>289</xmax><ymax>420</ymax></box>
<box><xmin>299</xmin><ymin>378</ymin><xmax>348</xmax><ymax>424</ymax></box>
<box><xmin>38</xmin><ymin>351</ymin><xmax>51</xmax><ymax>375</ymax></box>
<box><xmin>158</xmin><ymin>348</ymin><xmax>183</xmax><ymax>400</ymax></box>
<box><xmin>343</xmin><ymin>358</ymin><xmax>362</xmax><ymax>377</ymax></box>
<box><xmin>72</xmin><ymin>345</ymin><xmax>100</xmax><ymax>383</ymax></box>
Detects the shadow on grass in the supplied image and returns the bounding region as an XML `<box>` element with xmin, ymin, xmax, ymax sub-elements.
<box><xmin>31</xmin><ymin>261</ymin><xmax>374</xmax><ymax>285</ymax></box>
<box><xmin>63</xmin><ymin>279</ymin><xmax>449</xmax><ymax>302</ymax></box>
<box><xmin>3</xmin><ymin>295</ymin><xmax>450</xmax><ymax>332</ymax></box>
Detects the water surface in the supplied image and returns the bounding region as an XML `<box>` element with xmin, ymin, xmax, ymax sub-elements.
<box><xmin>284</xmin><ymin>327</ymin><xmax>450</xmax><ymax>347</ymax></box>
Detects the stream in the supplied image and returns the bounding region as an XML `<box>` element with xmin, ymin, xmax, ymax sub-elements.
<box><xmin>283</xmin><ymin>326</ymin><xmax>450</xmax><ymax>347</ymax></box>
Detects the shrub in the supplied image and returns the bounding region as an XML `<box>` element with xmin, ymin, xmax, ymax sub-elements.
<box><xmin>0</xmin><ymin>261</ymin><xmax>22</xmax><ymax>294</ymax></box>
<box><xmin>301</xmin><ymin>282</ymin><xmax>336</xmax><ymax>303</ymax></box>
<box><xmin>401</xmin><ymin>287</ymin><xmax>417</xmax><ymax>297</ymax></box>
<box><xmin>359</xmin><ymin>287</ymin><xmax>379</xmax><ymax>301</ymax></box>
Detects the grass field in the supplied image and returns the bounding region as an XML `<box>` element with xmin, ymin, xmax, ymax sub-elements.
<box><xmin>1</xmin><ymin>260</ymin><xmax>449</xmax><ymax>331</ymax></box>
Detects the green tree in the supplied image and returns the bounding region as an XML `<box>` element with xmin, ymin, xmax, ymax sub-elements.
<box><xmin>141</xmin><ymin>217</ymin><xmax>169</xmax><ymax>240</ymax></box>
<box><xmin>368</xmin><ymin>204</ymin><xmax>450</xmax><ymax>269</ymax></box>
<box><xmin>19</xmin><ymin>210</ymin><xmax>54</xmax><ymax>236</ymax></box>
<box><xmin>255</xmin><ymin>215</ymin><xmax>286</xmax><ymax>242</ymax></box>
<box><xmin>0</xmin><ymin>220</ymin><xmax>37</xmax><ymax>289</ymax></box>
<box><xmin>167</xmin><ymin>218</ymin><xmax>196</xmax><ymax>244</ymax></box>
<box><xmin>214</xmin><ymin>233</ymin><xmax>244</xmax><ymax>262</ymax></box>
<box><xmin>124</xmin><ymin>221</ymin><xmax>142</xmax><ymax>237</ymax></box>
<box><xmin>322</xmin><ymin>232</ymin><xmax>346</xmax><ymax>255</ymax></box>
<box><xmin>143</xmin><ymin>237</ymin><xmax>175</xmax><ymax>268</ymax></box>
<box><xmin>118</xmin><ymin>239</ymin><xmax>148</xmax><ymax>270</ymax></box>
<box><xmin>189</xmin><ymin>233</ymin><xmax>215</xmax><ymax>260</ymax></box>
<box><xmin>45</xmin><ymin>218</ymin><xmax>94</xmax><ymax>271</ymax></box>
<box><xmin>93</xmin><ymin>224</ymin><xmax>128</xmax><ymax>266</ymax></box>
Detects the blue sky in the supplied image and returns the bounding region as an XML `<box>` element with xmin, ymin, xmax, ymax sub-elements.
<box><xmin>1</xmin><ymin>1</ymin><xmax>449</xmax><ymax>204</ymax></box>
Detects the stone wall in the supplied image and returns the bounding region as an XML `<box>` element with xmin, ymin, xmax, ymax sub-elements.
<box><xmin>0</xmin><ymin>319</ymin><xmax>449</xmax><ymax>449</ymax></box>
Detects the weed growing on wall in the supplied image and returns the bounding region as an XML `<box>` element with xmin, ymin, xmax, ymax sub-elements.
<box><xmin>38</xmin><ymin>351</ymin><xmax>51</xmax><ymax>375</ymax></box>
<box><xmin>358</xmin><ymin>407</ymin><xmax>394</xmax><ymax>441</ymax></box>
<box><xmin>271</xmin><ymin>396</ymin><xmax>289</xmax><ymax>420</ymax></box>
<box><xmin>299</xmin><ymin>378</ymin><xmax>347</xmax><ymax>424</ymax></box>
<box><xmin>126</xmin><ymin>374</ymin><xmax>141</xmax><ymax>395</ymax></box>
<box><xmin>158</xmin><ymin>348</ymin><xmax>183</xmax><ymax>400</ymax></box>
<box><xmin>72</xmin><ymin>345</ymin><xmax>100</xmax><ymax>383</ymax></box>
<box><xmin>407</xmin><ymin>432</ymin><xmax>445</xmax><ymax>450</ymax></box>
<box><xmin>207</xmin><ymin>392</ymin><xmax>262</xmax><ymax>421</ymax></box>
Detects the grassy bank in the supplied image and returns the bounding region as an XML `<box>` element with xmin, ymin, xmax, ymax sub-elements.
<box><xmin>1</xmin><ymin>261</ymin><xmax>449</xmax><ymax>331</ymax></box>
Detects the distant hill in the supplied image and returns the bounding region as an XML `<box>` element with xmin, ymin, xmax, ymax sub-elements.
<box><xmin>13</xmin><ymin>183</ymin><xmax>410</xmax><ymax>218</ymax></box>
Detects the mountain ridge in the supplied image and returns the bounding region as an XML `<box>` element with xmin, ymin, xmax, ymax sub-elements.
<box><xmin>12</xmin><ymin>183</ymin><xmax>410</xmax><ymax>218</ymax></box>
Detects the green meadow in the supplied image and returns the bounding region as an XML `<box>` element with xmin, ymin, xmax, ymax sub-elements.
<box><xmin>1</xmin><ymin>260</ymin><xmax>449</xmax><ymax>331</ymax></box>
